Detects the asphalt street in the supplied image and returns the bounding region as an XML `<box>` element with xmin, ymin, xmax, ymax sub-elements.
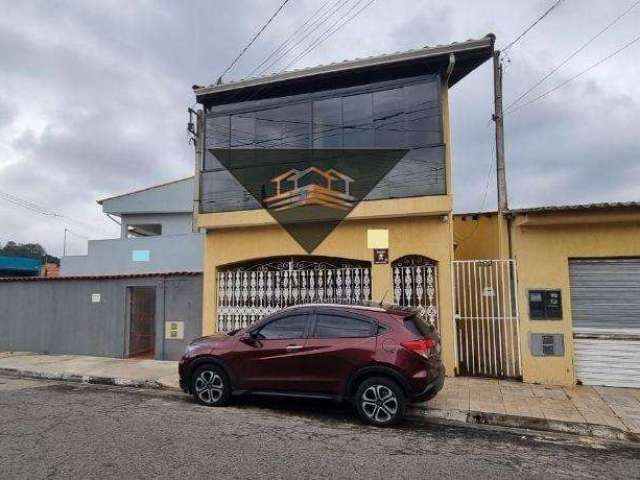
<box><xmin>0</xmin><ymin>375</ymin><xmax>638</xmax><ymax>480</ymax></box>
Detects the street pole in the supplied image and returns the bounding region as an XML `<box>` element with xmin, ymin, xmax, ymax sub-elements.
<box><xmin>493</xmin><ymin>50</ymin><xmax>508</xmax><ymax>214</ymax></box>
<box><xmin>191</xmin><ymin>109</ymin><xmax>204</xmax><ymax>233</ymax></box>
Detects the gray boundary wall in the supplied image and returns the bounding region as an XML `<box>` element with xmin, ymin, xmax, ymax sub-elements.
<box><xmin>0</xmin><ymin>273</ymin><xmax>202</xmax><ymax>361</ymax></box>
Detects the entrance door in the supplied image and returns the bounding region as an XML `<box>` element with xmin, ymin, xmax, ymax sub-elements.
<box><xmin>452</xmin><ymin>259</ymin><xmax>522</xmax><ymax>379</ymax></box>
<box><xmin>570</xmin><ymin>258</ymin><xmax>640</xmax><ymax>388</ymax></box>
<box><xmin>128</xmin><ymin>286</ymin><xmax>156</xmax><ymax>358</ymax></box>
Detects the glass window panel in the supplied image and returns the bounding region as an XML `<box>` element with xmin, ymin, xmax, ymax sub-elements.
<box><xmin>209</xmin><ymin>115</ymin><xmax>230</xmax><ymax>148</ymax></box>
<box><xmin>230</xmin><ymin>113</ymin><xmax>255</xmax><ymax>148</ymax></box>
<box><xmin>374</xmin><ymin>88</ymin><xmax>406</xmax><ymax>147</ymax></box>
<box><xmin>404</xmin><ymin>82</ymin><xmax>441</xmax><ymax>147</ymax></box>
<box><xmin>313</xmin><ymin>97</ymin><xmax>342</xmax><ymax>148</ymax></box>
<box><xmin>255</xmin><ymin>107</ymin><xmax>283</xmax><ymax>148</ymax></box>
<box><xmin>256</xmin><ymin>314</ymin><xmax>308</xmax><ymax>339</ymax></box>
<box><xmin>313</xmin><ymin>314</ymin><xmax>373</xmax><ymax>338</ymax></box>
<box><xmin>343</xmin><ymin>93</ymin><xmax>373</xmax><ymax>147</ymax></box>
<box><xmin>280</xmin><ymin>102</ymin><xmax>311</xmax><ymax>148</ymax></box>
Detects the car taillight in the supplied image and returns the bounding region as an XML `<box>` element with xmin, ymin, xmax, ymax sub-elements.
<box><xmin>401</xmin><ymin>338</ymin><xmax>437</xmax><ymax>358</ymax></box>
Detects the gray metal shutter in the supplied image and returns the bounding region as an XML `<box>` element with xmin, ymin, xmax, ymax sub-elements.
<box><xmin>569</xmin><ymin>258</ymin><xmax>640</xmax><ymax>388</ymax></box>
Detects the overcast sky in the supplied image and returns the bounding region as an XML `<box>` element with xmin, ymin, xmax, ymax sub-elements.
<box><xmin>1</xmin><ymin>0</ymin><xmax>639</xmax><ymax>256</ymax></box>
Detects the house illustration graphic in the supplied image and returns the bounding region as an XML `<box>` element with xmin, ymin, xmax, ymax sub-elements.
<box><xmin>264</xmin><ymin>167</ymin><xmax>356</xmax><ymax>211</ymax></box>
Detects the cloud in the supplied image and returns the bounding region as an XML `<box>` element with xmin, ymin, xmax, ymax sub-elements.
<box><xmin>0</xmin><ymin>0</ymin><xmax>639</xmax><ymax>255</ymax></box>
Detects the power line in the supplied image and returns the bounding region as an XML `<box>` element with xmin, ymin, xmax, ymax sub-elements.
<box><xmin>248</xmin><ymin>0</ymin><xmax>337</xmax><ymax>77</ymax></box>
<box><xmin>253</xmin><ymin>0</ymin><xmax>353</xmax><ymax>77</ymax></box>
<box><xmin>507</xmin><ymin>32</ymin><xmax>640</xmax><ymax>115</ymax></box>
<box><xmin>283</xmin><ymin>0</ymin><xmax>377</xmax><ymax>71</ymax></box>
<box><xmin>505</xmin><ymin>0</ymin><xmax>640</xmax><ymax>112</ymax></box>
<box><xmin>217</xmin><ymin>0</ymin><xmax>294</xmax><ymax>82</ymax></box>
<box><xmin>0</xmin><ymin>189</ymin><xmax>111</xmax><ymax>235</ymax></box>
<box><xmin>502</xmin><ymin>0</ymin><xmax>565</xmax><ymax>53</ymax></box>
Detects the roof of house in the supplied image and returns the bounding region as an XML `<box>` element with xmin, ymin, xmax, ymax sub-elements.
<box><xmin>0</xmin><ymin>256</ymin><xmax>41</xmax><ymax>273</ymax></box>
<box><xmin>0</xmin><ymin>271</ymin><xmax>201</xmax><ymax>282</ymax></box>
<box><xmin>508</xmin><ymin>201</ymin><xmax>640</xmax><ymax>215</ymax></box>
<box><xmin>194</xmin><ymin>34</ymin><xmax>495</xmax><ymax>105</ymax></box>
<box><xmin>97</xmin><ymin>177</ymin><xmax>194</xmax><ymax>216</ymax></box>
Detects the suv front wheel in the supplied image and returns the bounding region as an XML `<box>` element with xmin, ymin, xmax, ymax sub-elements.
<box><xmin>355</xmin><ymin>377</ymin><xmax>406</xmax><ymax>426</ymax></box>
<box><xmin>191</xmin><ymin>364</ymin><xmax>232</xmax><ymax>407</ymax></box>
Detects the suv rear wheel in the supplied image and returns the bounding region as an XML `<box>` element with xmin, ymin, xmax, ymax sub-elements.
<box><xmin>355</xmin><ymin>377</ymin><xmax>406</xmax><ymax>426</ymax></box>
<box><xmin>191</xmin><ymin>364</ymin><xmax>231</xmax><ymax>407</ymax></box>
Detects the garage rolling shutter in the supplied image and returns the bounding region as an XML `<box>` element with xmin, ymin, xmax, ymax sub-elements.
<box><xmin>569</xmin><ymin>259</ymin><xmax>640</xmax><ymax>388</ymax></box>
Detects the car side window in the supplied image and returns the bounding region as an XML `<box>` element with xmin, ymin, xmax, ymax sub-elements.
<box><xmin>255</xmin><ymin>314</ymin><xmax>308</xmax><ymax>340</ymax></box>
<box><xmin>313</xmin><ymin>313</ymin><xmax>373</xmax><ymax>338</ymax></box>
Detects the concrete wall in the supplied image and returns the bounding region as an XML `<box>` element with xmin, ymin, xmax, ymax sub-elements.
<box><xmin>101</xmin><ymin>177</ymin><xmax>193</xmax><ymax>215</ymax></box>
<box><xmin>511</xmin><ymin>209</ymin><xmax>640</xmax><ymax>386</ymax></box>
<box><xmin>120</xmin><ymin>212</ymin><xmax>192</xmax><ymax>238</ymax></box>
<box><xmin>0</xmin><ymin>274</ymin><xmax>202</xmax><ymax>361</ymax></box>
<box><xmin>60</xmin><ymin>233</ymin><xmax>203</xmax><ymax>276</ymax></box>
<box><xmin>453</xmin><ymin>213</ymin><xmax>501</xmax><ymax>260</ymax></box>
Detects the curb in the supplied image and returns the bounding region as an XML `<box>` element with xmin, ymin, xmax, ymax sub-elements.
<box><xmin>408</xmin><ymin>405</ymin><xmax>640</xmax><ymax>444</ymax></box>
<box><xmin>0</xmin><ymin>367</ymin><xmax>181</xmax><ymax>392</ymax></box>
<box><xmin>2</xmin><ymin>366</ymin><xmax>638</xmax><ymax>443</ymax></box>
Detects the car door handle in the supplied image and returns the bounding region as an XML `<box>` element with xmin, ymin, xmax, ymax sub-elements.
<box><xmin>285</xmin><ymin>345</ymin><xmax>303</xmax><ymax>352</ymax></box>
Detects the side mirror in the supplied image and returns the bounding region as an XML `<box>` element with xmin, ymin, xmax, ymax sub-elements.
<box><xmin>240</xmin><ymin>332</ymin><xmax>258</xmax><ymax>344</ymax></box>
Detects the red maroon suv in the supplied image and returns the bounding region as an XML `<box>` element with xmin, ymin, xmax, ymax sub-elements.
<box><xmin>178</xmin><ymin>303</ymin><xmax>444</xmax><ymax>426</ymax></box>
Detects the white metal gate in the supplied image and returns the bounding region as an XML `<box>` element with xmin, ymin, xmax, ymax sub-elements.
<box><xmin>452</xmin><ymin>259</ymin><xmax>521</xmax><ymax>378</ymax></box>
<box><xmin>392</xmin><ymin>255</ymin><xmax>439</xmax><ymax>329</ymax></box>
<box><xmin>216</xmin><ymin>257</ymin><xmax>372</xmax><ymax>332</ymax></box>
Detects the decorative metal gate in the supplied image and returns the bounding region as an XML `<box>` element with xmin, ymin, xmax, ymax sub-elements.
<box><xmin>216</xmin><ymin>256</ymin><xmax>372</xmax><ymax>332</ymax></box>
<box><xmin>452</xmin><ymin>259</ymin><xmax>521</xmax><ymax>379</ymax></box>
<box><xmin>392</xmin><ymin>255</ymin><xmax>439</xmax><ymax>329</ymax></box>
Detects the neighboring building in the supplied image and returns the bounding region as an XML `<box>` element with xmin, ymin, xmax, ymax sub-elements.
<box><xmin>0</xmin><ymin>255</ymin><xmax>42</xmax><ymax>277</ymax></box>
<box><xmin>192</xmin><ymin>34</ymin><xmax>497</xmax><ymax>378</ymax></box>
<box><xmin>60</xmin><ymin>177</ymin><xmax>203</xmax><ymax>276</ymax></box>
<box><xmin>0</xmin><ymin>272</ymin><xmax>202</xmax><ymax>361</ymax></box>
<box><xmin>453</xmin><ymin>202</ymin><xmax>640</xmax><ymax>388</ymax></box>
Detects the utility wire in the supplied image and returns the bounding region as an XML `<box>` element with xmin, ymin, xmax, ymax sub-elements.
<box><xmin>502</xmin><ymin>0</ymin><xmax>565</xmax><ymax>52</ymax></box>
<box><xmin>505</xmin><ymin>0</ymin><xmax>640</xmax><ymax>112</ymax></box>
<box><xmin>284</xmin><ymin>0</ymin><xmax>377</xmax><ymax>70</ymax></box>
<box><xmin>248</xmin><ymin>0</ymin><xmax>336</xmax><ymax>77</ymax></box>
<box><xmin>507</xmin><ymin>32</ymin><xmax>640</xmax><ymax>114</ymax></box>
<box><xmin>253</xmin><ymin>0</ymin><xmax>353</xmax><ymax>77</ymax></box>
<box><xmin>217</xmin><ymin>0</ymin><xmax>294</xmax><ymax>82</ymax></box>
<box><xmin>0</xmin><ymin>190</ymin><xmax>111</xmax><ymax>235</ymax></box>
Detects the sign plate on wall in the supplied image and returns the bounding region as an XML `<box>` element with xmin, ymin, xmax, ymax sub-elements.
<box><xmin>91</xmin><ymin>293</ymin><xmax>101</xmax><ymax>303</ymax></box>
<box><xmin>373</xmin><ymin>248</ymin><xmax>389</xmax><ymax>264</ymax></box>
<box><xmin>165</xmin><ymin>321</ymin><xmax>184</xmax><ymax>340</ymax></box>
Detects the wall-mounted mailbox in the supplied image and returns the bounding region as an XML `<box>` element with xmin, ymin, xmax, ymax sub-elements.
<box><xmin>530</xmin><ymin>333</ymin><xmax>564</xmax><ymax>357</ymax></box>
<box><xmin>528</xmin><ymin>289</ymin><xmax>562</xmax><ymax>320</ymax></box>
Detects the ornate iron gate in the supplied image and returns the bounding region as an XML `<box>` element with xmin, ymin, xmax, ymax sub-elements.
<box><xmin>216</xmin><ymin>256</ymin><xmax>372</xmax><ymax>332</ymax></box>
<box><xmin>452</xmin><ymin>259</ymin><xmax>521</xmax><ymax>379</ymax></box>
<box><xmin>392</xmin><ymin>255</ymin><xmax>439</xmax><ymax>329</ymax></box>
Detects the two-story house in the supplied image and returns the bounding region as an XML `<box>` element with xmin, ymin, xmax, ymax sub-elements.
<box><xmin>192</xmin><ymin>34</ymin><xmax>496</xmax><ymax>375</ymax></box>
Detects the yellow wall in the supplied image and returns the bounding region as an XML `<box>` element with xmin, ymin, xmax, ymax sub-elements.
<box><xmin>201</xmin><ymin>213</ymin><xmax>457</xmax><ymax>374</ymax></box>
<box><xmin>453</xmin><ymin>213</ymin><xmax>501</xmax><ymax>260</ymax></box>
<box><xmin>512</xmin><ymin>210</ymin><xmax>640</xmax><ymax>386</ymax></box>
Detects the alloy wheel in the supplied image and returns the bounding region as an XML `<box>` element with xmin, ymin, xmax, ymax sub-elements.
<box><xmin>361</xmin><ymin>385</ymin><xmax>399</xmax><ymax>423</ymax></box>
<box><xmin>194</xmin><ymin>370</ymin><xmax>224</xmax><ymax>405</ymax></box>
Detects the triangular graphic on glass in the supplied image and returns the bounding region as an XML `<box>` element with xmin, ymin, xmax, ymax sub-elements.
<box><xmin>210</xmin><ymin>148</ymin><xmax>407</xmax><ymax>253</ymax></box>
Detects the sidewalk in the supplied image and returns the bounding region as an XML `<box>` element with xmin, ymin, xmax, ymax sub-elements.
<box><xmin>0</xmin><ymin>352</ymin><xmax>178</xmax><ymax>389</ymax></box>
<box><xmin>1</xmin><ymin>352</ymin><xmax>638</xmax><ymax>442</ymax></box>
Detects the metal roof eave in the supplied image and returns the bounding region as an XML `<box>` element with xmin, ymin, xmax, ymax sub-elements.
<box><xmin>194</xmin><ymin>34</ymin><xmax>495</xmax><ymax>103</ymax></box>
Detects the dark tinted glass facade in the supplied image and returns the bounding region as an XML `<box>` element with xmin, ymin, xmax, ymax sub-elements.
<box><xmin>201</xmin><ymin>74</ymin><xmax>446</xmax><ymax>213</ymax></box>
